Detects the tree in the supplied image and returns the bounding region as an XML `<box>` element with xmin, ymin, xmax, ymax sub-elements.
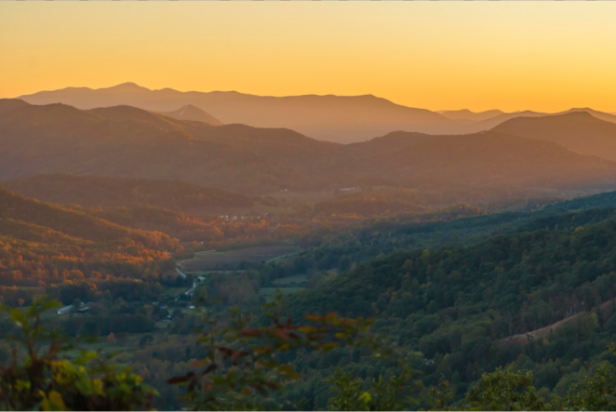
<box><xmin>0</xmin><ymin>296</ymin><xmax>156</xmax><ymax>410</ymax></box>
<box><xmin>167</xmin><ymin>293</ymin><xmax>400</xmax><ymax>411</ymax></box>
<box><xmin>327</xmin><ymin>366</ymin><xmax>421</xmax><ymax>411</ymax></box>
<box><xmin>464</xmin><ymin>368</ymin><xmax>548</xmax><ymax>411</ymax></box>
<box><xmin>552</xmin><ymin>343</ymin><xmax>616</xmax><ymax>410</ymax></box>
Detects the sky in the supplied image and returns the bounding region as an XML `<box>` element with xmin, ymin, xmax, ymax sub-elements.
<box><xmin>2</xmin><ymin>3</ymin><xmax>616</xmax><ymax>113</ymax></box>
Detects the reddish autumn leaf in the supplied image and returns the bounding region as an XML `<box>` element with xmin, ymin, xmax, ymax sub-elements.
<box><xmin>167</xmin><ymin>372</ymin><xmax>195</xmax><ymax>384</ymax></box>
<box><xmin>241</xmin><ymin>329</ymin><xmax>261</xmax><ymax>337</ymax></box>
<box><xmin>265</xmin><ymin>382</ymin><xmax>279</xmax><ymax>390</ymax></box>
<box><xmin>218</xmin><ymin>347</ymin><xmax>234</xmax><ymax>357</ymax></box>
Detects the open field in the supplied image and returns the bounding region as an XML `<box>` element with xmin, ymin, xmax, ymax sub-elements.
<box><xmin>272</xmin><ymin>274</ymin><xmax>309</xmax><ymax>286</ymax></box>
<box><xmin>180</xmin><ymin>245</ymin><xmax>299</xmax><ymax>270</ymax></box>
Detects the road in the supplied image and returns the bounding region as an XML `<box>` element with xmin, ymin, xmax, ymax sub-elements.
<box><xmin>185</xmin><ymin>282</ymin><xmax>197</xmax><ymax>295</ymax></box>
<box><xmin>175</xmin><ymin>268</ymin><xmax>187</xmax><ymax>279</ymax></box>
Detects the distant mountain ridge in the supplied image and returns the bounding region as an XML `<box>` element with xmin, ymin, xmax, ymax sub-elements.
<box><xmin>438</xmin><ymin>109</ymin><xmax>505</xmax><ymax>122</ymax></box>
<box><xmin>18</xmin><ymin>83</ymin><xmax>456</xmax><ymax>143</ymax></box>
<box><xmin>157</xmin><ymin>104</ymin><xmax>222</xmax><ymax>126</ymax></box>
<box><xmin>19</xmin><ymin>83</ymin><xmax>616</xmax><ymax>143</ymax></box>
<box><xmin>2</xmin><ymin>98</ymin><xmax>616</xmax><ymax>195</ymax></box>
<box><xmin>493</xmin><ymin>111</ymin><xmax>616</xmax><ymax>162</ymax></box>
<box><xmin>374</xmin><ymin>130</ymin><xmax>616</xmax><ymax>189</ymax></box>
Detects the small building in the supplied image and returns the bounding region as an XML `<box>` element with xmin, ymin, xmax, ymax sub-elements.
<box><xmin>57</xmin><ymin>305</ymin><xmax>74</xmax><ymax>315</ymax></box>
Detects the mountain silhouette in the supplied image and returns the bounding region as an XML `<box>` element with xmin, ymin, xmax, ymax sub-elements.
<box><xmin>374</xmin><ymin>130</ymin><xmax>616</xmax><ymax>189</ymax></box>
<box><xmin>438</xmin><ymin>109</ymin><xmax>504</xmax><ymax>122</ymax></box>
<box><xmin>493</xmin><ymin>111</ymin><xmax>616</xmax><ymax>162</ymax></box>
<box><xmin>158</xmin><ymin>105</ymin><xmax>222</xmax><ymax>126</ymax></box>
<box><xmin>18</xmin><ymin>84</ymin><xmax>616</xmax><ymax>143</ymax></box>
<box><xmin>2</xmin><ymin>99</ymin><xmax>616</xmax><ymax>194</ymax></box>
<box><xmin>18</xmin><ymin>83</ymin><xmax>455</xmax><ymax>143</ymax></box>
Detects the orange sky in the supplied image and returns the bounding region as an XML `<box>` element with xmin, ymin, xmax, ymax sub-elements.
<box><xmin>2</xmin><ymin>2</ymin><xmax>616</xmax><ymax>113</ymax></box>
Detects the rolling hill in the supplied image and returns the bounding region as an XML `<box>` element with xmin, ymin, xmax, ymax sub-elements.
<box><xmin>493</xmin><ymin>111</ymin><xmax>616</xmax><ymax>162</ymax></box>
<box><xmin>2</xmin><ymin>99</ymin><xmax>616</xmax><ymax>196</ymax></box>
<box><xmin>0</xmin><ymin>174</ymin><xmax>253</xmax><ymax>211</ymax></box>
<box><xmin>0</xmin><ymin>100</ymin><xmax>361</xmax><ymax>194</ymax></box>
<box><xmin>0</xmin><ymin>186</ymin><xmax>179</xmax><ymax>287</ymax></box>
<box><xmin>372</xmin><ymin>131</ymin><xmax>616</xmax><ymax>190</ymax></box>
<box><xmin>346</xmin><ymin>131</ymin><xmax>433</xmax><ymax>157</ymax></box>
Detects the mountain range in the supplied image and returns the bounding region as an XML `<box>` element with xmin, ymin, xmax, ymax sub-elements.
<box><xmin>3</xmin><ymin>98</ymin><xmax>616</xmax><ymax>195</ymax></box>
<box><xmin>18</xmin><ymin>83</ymin><xmax>616</xmax><ymax>143</ymax></box>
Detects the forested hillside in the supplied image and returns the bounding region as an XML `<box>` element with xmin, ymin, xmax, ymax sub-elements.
<box><xmin>374</xmin><ymin>131</ymin><xmax>616</xmax><ymax>189</ymax></box>
<box><xmin>494</xmin><ymin>112</ymin><xmax>616</xmax><ymax>162</ymax></box>
<box><xmin>3</xmin><ymin>100</ymin><xmax>616</xmax><ymax>196</ymax></box>
<box><xmin>0</xmin><ymin>101</ymin><xmax>356</xmax><ymax>194</ymax></box>
<box><xmin>0</xmin><ymin>187</ymin><xmax>180</xmax><ymax>304</ymax></box>
<box><xmin>1</xmin><ymin>174</ymin><xmax>253</xmax><ymax>211</ymax></box>
<box><xmin>276</xmin><ymin>195</ymin><xmax>616</xmax><ymax>403</ymax></box>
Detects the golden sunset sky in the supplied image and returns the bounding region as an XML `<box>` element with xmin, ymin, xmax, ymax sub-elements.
<box><xmin>2</xmin><ymin>2</ymin><xmax>616</xmax><ymax>113</ymax></box>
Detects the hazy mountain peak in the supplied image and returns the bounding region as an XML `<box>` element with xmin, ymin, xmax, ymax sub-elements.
<box><xmin>567</xmin><ymin>107</ymin><xmax>593</xmax><ymax>112</ymax></box>
<box><xmin>178</xmin><ymin>104</ymin><xmax>202</xmax><ymax>114</ymax></box>
<box><xmin>438</xmin><ymin>109</ymin><xmax>505</xmax><ymax>122</ymax></box>
<box><xmin>158</xmin><ymin>104</ymin><xmax>222</xmax><ymax>126</ymax></box>
<box><xmin>564</xmin><ymin>110</ymin><xmax>595</xmax><ymax>117</ymax></box>
<box><xmin>104</xmin><ymin>82</ymin><xmax>149</xmax><ymax>92</ymax></box>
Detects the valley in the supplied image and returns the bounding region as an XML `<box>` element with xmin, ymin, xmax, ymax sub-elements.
<box><xmin>4</xmin><ymin>92</ymin><xmax>616</xmax><ymax>410</ymax></box>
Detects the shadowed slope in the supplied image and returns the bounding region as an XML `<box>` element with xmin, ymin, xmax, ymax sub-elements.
<box><xmin>158</xmin><ymin>104</ymin><xmax>222</xmax><ymax>126</ymax></box>
<box><xmin>376</xmin><ymin>131</ymin><xmax>616</xmax><ymax>189</ymax></box>
<box><xmin>1</xmin><ymin>174</ymin><xmax>253</xmax><ymax>211</ymax></box>
<box><xmin>494</xmin><ymin>112</ymin><xmax>616</xmax><ymax>162</ymax></box>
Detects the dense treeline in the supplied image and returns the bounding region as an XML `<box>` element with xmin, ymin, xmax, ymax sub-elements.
<box><xmin>6</xmin><ymin>296</ymin><xmax>616</xmax><ymax>411</ymax></box>
<box><xmin>253</xmin><ymin>189</ymin><xmax>616</xmax><ymax>287</ymax></box>
<box><xmin>315</xmin><ymin>187</ymin><xmax>564</xmax><ymax>218</ymax></box>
